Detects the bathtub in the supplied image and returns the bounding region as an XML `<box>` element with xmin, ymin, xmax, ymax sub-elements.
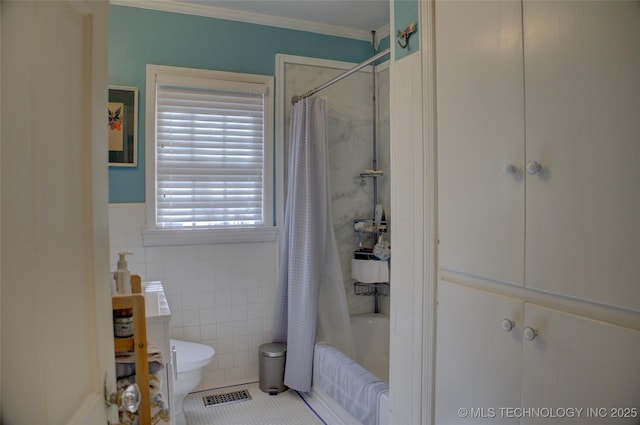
<box><xmin>302</xmin><ymin>313</ymin><xmax>390</xmax><ymax>425</ymax></box>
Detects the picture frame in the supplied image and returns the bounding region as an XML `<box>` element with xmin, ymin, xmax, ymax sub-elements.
<box><xmin>108</xmin><ymin>85</ymin><xmax>138</xmax><ymax>167</ymax></box>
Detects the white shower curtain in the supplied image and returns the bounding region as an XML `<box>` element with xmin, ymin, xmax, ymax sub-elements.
<box><xmin>273</xmin><ymin>96</ymin><xmax>353</xmax><ymax>392</ymax></box>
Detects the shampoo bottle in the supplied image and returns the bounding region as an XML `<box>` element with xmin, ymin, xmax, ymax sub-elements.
<box><xmin>114</xmin><ymin>252</ymin><xmax>132</xmax><ymax>294</ymax></box>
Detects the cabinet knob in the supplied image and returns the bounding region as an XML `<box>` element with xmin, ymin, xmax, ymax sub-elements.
<box><xmin>501</xmin><ymin>318</ymin><xmax>515</xmax><ymax>332</ymax></box>
<box><xmin>503</xmin><ymin>163</ymin><xmax>518</xmax><ymax>176</ymax></box>
<box><xmin>523</xmin><ymin>327</ymin><xmax>539</xmax><ymax>341</ymax></box>
<box><xmin>526</xmin><ymin>160</ymin><xmax>542</xmax><ymax>175</ymax></box>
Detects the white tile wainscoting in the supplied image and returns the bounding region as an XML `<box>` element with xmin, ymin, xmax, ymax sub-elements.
<box><xmin>109</xmin><ymin>203</ymin><xmax>279</xmax><ymax>390</ymax></box>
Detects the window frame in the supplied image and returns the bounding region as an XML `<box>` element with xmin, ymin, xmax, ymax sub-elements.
<box><xmin>143</xmin><ymin>64</ymin><xmax>276</xmax><ymax>246</ymax></box>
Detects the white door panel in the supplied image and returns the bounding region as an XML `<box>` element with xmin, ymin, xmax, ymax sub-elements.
<box><xmin>1</xmin><ymin>1</ymin><xmax>113</xmax><ymax>424</ymax></box>
<box><xmin>436</xmin><ymin>0</ymin><xmax>525</xmax><ymax>286</ymax></box>
<box><xmin>435</xmin><ymin>281</ymin><xmax>523</xmax><ymax>425</ymax></box>
<box><xmin>522</xmin><ymin>304</ymin><xmax>640</xmax><ymax>425</ymax></box>
<box><xmin>523</xmin><ymin>0</ymin><xmax>640</xmax><ymax>310</ymax></box>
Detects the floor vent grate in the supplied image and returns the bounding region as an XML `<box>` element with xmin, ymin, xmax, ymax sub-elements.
<box><xmin>203</xmin><ymin>389</ymin><xmax>252</xmax><ymax>407</ymax></box>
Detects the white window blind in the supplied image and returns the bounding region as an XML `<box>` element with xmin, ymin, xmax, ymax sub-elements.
<box><xmin>155</xmin><ymin>83</ymin><xmax>266</xmax><ymax>228</ymax></box>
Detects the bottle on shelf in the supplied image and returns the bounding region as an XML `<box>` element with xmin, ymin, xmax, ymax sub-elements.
<box><xmin>114</xmin><ymin>252</ymin><xmax>132</xmax><ymax>295</ymax></box>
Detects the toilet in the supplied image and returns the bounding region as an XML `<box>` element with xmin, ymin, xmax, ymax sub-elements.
<box><xmin>171</xmin><ymin>339</ymin><xmax>215</xmax><ymax>425</ymax></box>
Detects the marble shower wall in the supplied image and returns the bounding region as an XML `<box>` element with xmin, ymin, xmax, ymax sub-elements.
<box><xmin>283</xmin><ymin>61</ymin><xmax>390</xmax><ymax>315</ymax></box>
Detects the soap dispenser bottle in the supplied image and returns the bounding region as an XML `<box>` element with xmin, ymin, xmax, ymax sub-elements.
<box><xmin>114</xmin><ymin>252</ymin><xmax>132</xmax><ymax>294</ymax></box>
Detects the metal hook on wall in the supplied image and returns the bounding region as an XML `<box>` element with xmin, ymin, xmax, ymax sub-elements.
<box><xmin>397</xmin><ymin>22</ymin><xmax>417</xmax><ymax>49</ymax></box>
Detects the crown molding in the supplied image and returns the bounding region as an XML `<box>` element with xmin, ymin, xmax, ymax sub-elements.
<box><xmin>111</xmin><ymin>0</ymin><xmax>388</xmax><ymax>42</ymax></box>
<box><xmin>376</xmin><ymin>24</ymin><xmax>393</xmax><ymax>49</ymax></box>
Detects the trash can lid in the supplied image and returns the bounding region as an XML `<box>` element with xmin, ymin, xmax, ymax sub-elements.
<box><xmin>259</xmin><ymin>342</ymin><xmax>287</xmax><ymax>357</ymax></box>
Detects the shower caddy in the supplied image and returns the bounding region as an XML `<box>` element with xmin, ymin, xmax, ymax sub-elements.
<box><xmin>353</xmin><ymin>218</ymin><xmax>390</xmax><ymax>314</ymax></box>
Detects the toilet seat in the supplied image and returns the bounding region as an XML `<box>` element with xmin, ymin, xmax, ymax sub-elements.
<box><xmin>171</xmin><ymin>339</ymin><xmax>215</xmax><ymax>373</ymax></box>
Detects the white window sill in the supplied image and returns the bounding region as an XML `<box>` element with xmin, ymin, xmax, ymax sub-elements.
<box><xmin>142</xmin><ymin>226</ymin><xmax>278</xmax><ymax>247</ymax></box>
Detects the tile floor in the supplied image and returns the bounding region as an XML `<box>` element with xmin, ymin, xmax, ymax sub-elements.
<box><xmin>183</xmin><ymin>382</ymin><xmax>327</xmax><ymax>425</ymax></box>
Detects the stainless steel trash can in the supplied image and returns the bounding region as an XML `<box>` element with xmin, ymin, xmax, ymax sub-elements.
<box><xmin>259</xmin><ymin>342</ymin><xmax>287</xmax><ymax>394</ymax></box>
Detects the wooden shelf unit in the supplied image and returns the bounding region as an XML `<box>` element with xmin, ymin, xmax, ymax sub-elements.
<box><xmin>112</xmin><ymin>275</ymin><xmax>151</xmax><ymax>425</ymax></box>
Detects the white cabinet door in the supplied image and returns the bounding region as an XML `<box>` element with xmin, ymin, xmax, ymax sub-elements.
<box><xmin>436</xmin><ymin>0</ymin><xmax>525</xmax><ymax>286</ymax></box>
<box><xmin>436</xmin><ymin>283</ymin><xmax>640</xmax><ymax>425</ymax></box>
<box><xmin>522</xmin><ymin>304</ymin><xmax>640</xmax><ymax>424</ymax></box>
<box><xmin>435</xmin><ymin>281</ymin><xmax>523</xmax><ymax>425</ymax></box>
<box><xmin>523</xmin><ymin>1</ymin><xmax>640</xmax><ymax>310</ymax></box>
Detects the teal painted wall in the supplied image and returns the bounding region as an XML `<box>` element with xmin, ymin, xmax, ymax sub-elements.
<box><xmin>378</xmin><ymin>35</ymin><xmax>391</xmax><ymax>53</ymax></box>
<box><xmin>394</xmin><ymin>0</ymin><xmax>419</xmax><ymax>60</ymax></box>
<box><xmin>108</xmin><ymin>5</ymin><xmax>374</xmax><ymax>202</ymax></box>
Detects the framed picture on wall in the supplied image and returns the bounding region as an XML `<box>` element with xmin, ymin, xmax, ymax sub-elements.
<box><xmin>108</xmin><ymin>85</ymin><xmax>138</xmax><ymax>167</ymax></box>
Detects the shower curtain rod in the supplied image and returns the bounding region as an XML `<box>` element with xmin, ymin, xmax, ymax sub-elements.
<box><xmin>291</xmin><ymin>48</ymin><xmax>390</xmax><ymax>104</ymax></box>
